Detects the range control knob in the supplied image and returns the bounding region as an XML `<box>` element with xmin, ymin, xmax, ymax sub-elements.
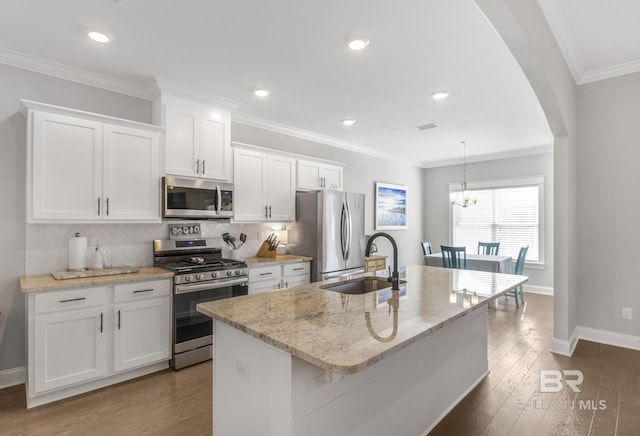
<box><xmin>226</xmin><ymin>270</ymin><xmax>233</xmax><ymax>277</ymax></box>
<box><xmin>196</xmin><ymin>273</ymin><xmax>205</xmax><ymax>280</ymax></box>
<box><xmin>212</xmin><ymin>271</ymin><xmax>220</xmax><ymax>279</ymax></box>
<box><xmin>185</xmin><ymin>275</ymin><xmax>194</xmax><ymax>282</ymax></box>
<box><xmin>235</xmin><ymin>269</ymin><xmax>244</xmax><ymax>276</ymax></box>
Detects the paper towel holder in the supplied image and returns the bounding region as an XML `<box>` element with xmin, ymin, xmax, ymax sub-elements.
<box><xmin>68</xmin><ymin>232</ymin><xmax>88</xmax><ymax>272</ymax></box>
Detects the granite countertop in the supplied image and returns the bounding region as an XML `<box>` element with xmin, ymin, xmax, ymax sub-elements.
<box><xmin>197</xmin><ymin>264</ymin><xmax>528</xmax><ymax>375</ymax></box>
<box><xmin>20</xmin><ymin>266</ymin><xmax>174</xmax><ymax>293</ymax></box>
<box><xmin>243</xmin><ymin>254</ymin><xmax>312</xmax><ymax>267</ymax></box>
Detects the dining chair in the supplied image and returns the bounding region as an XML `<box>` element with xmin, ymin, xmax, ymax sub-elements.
<box><xmin>421</xmin><ymin>241</ymin><xmax>433</xmax><ymax>255</ymax></box>
<box><xmin>440</xmin><ymin>245</ymin><xmax>467</xmax><ymax>269</ymax></box>
<box><xmin>506</xmin><ymin>246</ymin><xmax>528</xmax><ymax>307</ymax></box>
<box><xmin>478</xmin><ymin>241</ymin><xmax>500</xmax><ymax>255</ymax></box>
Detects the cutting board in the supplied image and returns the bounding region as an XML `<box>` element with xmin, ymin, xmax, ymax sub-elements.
<box><xmin>51</xmin><ymin>266</ymin><xmax>140</xmax><ymax>280</ymax></box>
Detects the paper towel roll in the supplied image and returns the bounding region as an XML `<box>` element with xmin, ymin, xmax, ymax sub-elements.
<box><xmin>68</xmin><ymin>235</ymin><xmax>87</xmax><ymax>271</ymax></box>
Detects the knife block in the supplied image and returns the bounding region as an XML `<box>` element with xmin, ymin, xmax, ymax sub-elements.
<box><xmin>256</xmin><ymin>241</ymin><xmax>277</xmax><ymax>258</ymax></box>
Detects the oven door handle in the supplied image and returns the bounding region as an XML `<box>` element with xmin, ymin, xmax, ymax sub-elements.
<box><xmin>175</xmin><ymin>277</ymin><xmax>248</xmax><ymax>294</ymax></box>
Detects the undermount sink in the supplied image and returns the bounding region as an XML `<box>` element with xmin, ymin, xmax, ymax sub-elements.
<box><xmin>319</xmin><ymin>276</ymin><xmax>406</xmax><ymax>295</ymax></box>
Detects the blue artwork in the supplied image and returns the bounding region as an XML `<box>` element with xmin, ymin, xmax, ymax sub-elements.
<box><xmin>375</xmin><ymin>182</ymin><xmax>407</xmax><ymax>230</ymax></box>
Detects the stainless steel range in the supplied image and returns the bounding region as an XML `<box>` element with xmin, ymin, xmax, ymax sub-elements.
<box><xmin>153</xmin><ymin>237</ymin><xmax>248</xmax><ymax>369</ymax></box>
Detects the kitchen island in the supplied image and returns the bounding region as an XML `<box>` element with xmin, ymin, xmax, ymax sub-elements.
<box><xmin>197</xmin><ymin>264</ymin><xmax>527</xmax><ymax>436</ymax></box>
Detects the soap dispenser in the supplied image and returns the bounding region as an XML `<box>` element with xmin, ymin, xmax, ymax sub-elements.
<box><xmin>91</xmin><ymin>245</ymin><xmax>104</xmax><ymax>271</ymax></box>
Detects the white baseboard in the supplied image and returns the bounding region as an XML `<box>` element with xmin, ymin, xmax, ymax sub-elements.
<box><xmin>0</xmin><ymin>366</ymin><xmax>25</xmax><ymax>389</ymax></box>
<box><xmin>523</xmin><ymin>284</ymin><xmax>553</xmax><ymax>295</ymax></box>
<box><xmin>550</xmin><ymin>326</ymin><xmax>579</xmax><ymax>356</ymax></box>
<box><xmin>578</xmin><ymin>326</ymin><xmax>640</xmax><ymax>351</ymax></box>
<box><xmin>551</xmin><ymin>326</ymin><xmax>640</xmax><ymax>356</ymax></box>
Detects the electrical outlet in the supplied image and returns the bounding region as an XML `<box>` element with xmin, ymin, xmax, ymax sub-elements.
<box><xmin>235</xmin><ymin>360</ymin><xmax>250</xmax><ymax>381</ymax></box>
<box><xmin>622</xmin><ymin>307</ymin><xmax>632</xmax><ymax>320</ymax></box>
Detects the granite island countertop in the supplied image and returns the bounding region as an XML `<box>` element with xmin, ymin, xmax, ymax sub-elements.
<box><xmin>197</xmin><ymin>264</ymin><xmax>527</xmax><ymax>374</ymax></box>
<box><xmin>20</xmin><ymin>266</ymin><xmax>174</xmax><ymax>293</ymax></box>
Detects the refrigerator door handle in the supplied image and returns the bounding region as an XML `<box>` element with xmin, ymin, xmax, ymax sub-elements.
<box><xmin>216</xmin><ymin>185</ymin><xmax>222</xmax><ymax>215</ymax></box>
<box><xmin>344</xmin><ymin>200</ymin><xmax>352</xmax><ymax>261</ymax></box>
<box><xmin>340</xmin><ymin>200</ymin><xmax>348</xmax><ymax>261</ymax></box>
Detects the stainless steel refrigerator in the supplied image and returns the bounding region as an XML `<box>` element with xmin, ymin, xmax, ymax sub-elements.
<box><xmin>288</xmin><ymin>190</ymin><xmax>365</xmax><ymax>282</ymax></box>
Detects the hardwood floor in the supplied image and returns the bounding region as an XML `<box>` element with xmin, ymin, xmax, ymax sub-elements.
<box><xmin>430</xmin><ymin>293</ymin><xmax>640</xmax><ymax>435</ymax></box>
<box><xmin>2</xmin><ymin>293</ymin><xmax>640</xmax><ymax>435</ymax></box>
<box><xmin>0</xmin><ymin>362</ymin><xmax>212</xmax><ymax>435</ymax></box>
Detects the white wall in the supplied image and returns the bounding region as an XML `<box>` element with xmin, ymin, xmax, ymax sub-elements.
<box><xmin>577</xmin><ymin>71</ymin><xmax>640</xmax><ymax>334</ymax></box>
<box><xmin>231</xmin><ymin>123</ymin><xmax>426</xmax><ymax>267</ymax></box>
<box><xmin>423</xmin><ymin>153</ymin><xmax>554</xmax><ymax>290</ymax></box>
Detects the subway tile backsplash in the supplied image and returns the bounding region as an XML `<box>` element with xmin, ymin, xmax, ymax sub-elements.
<box><xmin>25</xmin><ymin>221</ymin><xmax>281</xmax><ymax>275</ymax></box>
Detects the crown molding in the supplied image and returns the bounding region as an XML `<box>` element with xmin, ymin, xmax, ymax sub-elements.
<box><xmin>578</xmin><ymin>59</ymin><xmax>640</xmax><ymax>85</ymax></box>
<box><xmin>421</xmin><ymin>144</ymin><xmax>553</xmax><ymax>168</ymax></box>
<box><xmin>0</xmin><ymin>46</ymin><xmax>155</xmax><ymax>100</ymax></box>
<box><xmin>537</xmin><ymin>0</ymin><xmax>640</xmax><ymax>85</ymax></box>
<box><xmin>231</xmin><ymin>111</ymin><xmax>403</xmax><ymax>162</ymax></box>
<box><xmin>536</xmin><ymin>0</ymin><xmax>582</xmax><ymax>84</ymax></box>
<box><xmin>151</xmin><ymin>77</ymin><xmax>240</xmax><ymax>110</ymax></box>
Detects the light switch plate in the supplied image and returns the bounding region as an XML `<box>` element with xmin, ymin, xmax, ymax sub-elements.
<box><xmin>622</xmin><ymin>307</ymin><xmax>632</xmax><ymax>320</ymax></box>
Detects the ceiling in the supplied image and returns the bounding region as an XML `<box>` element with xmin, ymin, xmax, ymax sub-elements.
<box><xmin>0</xmin><ymin>1</ymin><xmax>634</xmax><ymax>168</ymax></box>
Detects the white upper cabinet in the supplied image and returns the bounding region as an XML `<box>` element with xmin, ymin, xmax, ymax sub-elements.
<box><xmin>233</xmin><ymin>145</ymin><xmax>295</xmax><ymax>222</ymax></box>
<box><xmin>30</xmin><ymin>111</ymin><xmax>103</xmax><ymax>221</ymax></box>
<box><xmin>23</xmin><ymin>101</ymin><xmax>162</xmax><ymax>223</ymax></box>
<box><xmin>297</xmin><ymin>159</ymin><xmax>343</xmax><ymax>191</ymax></box>
<box><xmin>102</xmin><ymin>124</ymin><xmax>160</xmax><ymax>221</ymax></box>
<box><xmin>155</xmin><ymin>96</ymin><xmax>231</xmax><ymax>181</ymax></box>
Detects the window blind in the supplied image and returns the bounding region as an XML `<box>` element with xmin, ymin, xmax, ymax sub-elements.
<box><xmin>451</xmin><ymin>185</ymin><xmax>540</xmax><ymax>262</ymax></box>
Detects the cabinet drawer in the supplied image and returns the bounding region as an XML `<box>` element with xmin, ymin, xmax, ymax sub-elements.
<box><xmin>375</xmin><ymin>259</ymin><xmax>386</xmax><ymax>268</ymax></box>
<box><xmin>114</xmin><ymin>280</ymin><xmax>171</xmax><ymax>302</ymax></box>
<box><xmin>283</xmin><ymin>262</ymin><xmax>310</xmax><ymax>277</ymax></box>
<box><xmin>34</xmin><ymin>287</ymin><xmax>108</xmax><ymax>314</ymax></box>
<box><xmin>282</xmin><ymin>275</ymin><xmax>310</xmax><ymax>289</ymax></box>
<box><xmin>248</xmin><ymin>278</ymin><xmax>282</xmax><ymax>295</ymax></box>
<box><xmin>249</xmin><ymin>265</ymin><xmax>282</xmax><ymax>282</ymax></box>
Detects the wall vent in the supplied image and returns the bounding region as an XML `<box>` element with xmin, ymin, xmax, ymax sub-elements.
<box><xmin>417</xmin><ymin>123</ymin><xmax>439</xmax><ymax>131</ymax></box>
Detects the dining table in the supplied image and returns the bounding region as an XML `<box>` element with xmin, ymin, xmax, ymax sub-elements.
<box><xmin>424</xmin><ymin>252</ymin><xmax>514</xmax><ymax>273</ymax></box>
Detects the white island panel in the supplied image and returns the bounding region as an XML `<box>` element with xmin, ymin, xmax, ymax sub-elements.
<box><xmin>214</xmin><ymin>306</ymin><xmax>488</xmax><ymax>436</ymax></box>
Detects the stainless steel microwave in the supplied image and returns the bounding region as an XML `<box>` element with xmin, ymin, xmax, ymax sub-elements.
<box><xmin>163</xmin><ymin>176</ymin><xmax>233</xmax><ymax>220</ymax></box>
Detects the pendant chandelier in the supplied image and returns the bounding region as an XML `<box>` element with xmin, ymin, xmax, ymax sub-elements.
<box><xmin>450</xmin><ymin>141</ymin><xmax>478</xmax><ymax>208</ymax></box>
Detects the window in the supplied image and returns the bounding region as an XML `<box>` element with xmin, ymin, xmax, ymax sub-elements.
<box><xmin>450</xmin><ymin>177</ymin><xmax>543</xmax><ymax>263</ymax></box>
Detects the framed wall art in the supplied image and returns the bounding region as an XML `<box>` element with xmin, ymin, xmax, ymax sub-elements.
<box><xmin>375</xmin><ymin>182</ymin><xmax>407</xmax><ymax>230</ymax></box>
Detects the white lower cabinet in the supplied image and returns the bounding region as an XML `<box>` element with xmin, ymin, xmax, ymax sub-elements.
<box><xmin>248</xmin><ymin>261</ymin><xmax>310</xmax><ymax>294</ymax></box>
<box><xmin>33</xmin><ymin>305</ymin><xmax>107</xmax><ymax>394</ymax></box>
<box><xmin>113</xmin><ymin>281</ymin><xmax>171</xmax><ymax>372</ymax></box>
<box><xmin>27</xmin><ymin>279</ymin><xmax>171</xmax><ymax>408</ymax></box>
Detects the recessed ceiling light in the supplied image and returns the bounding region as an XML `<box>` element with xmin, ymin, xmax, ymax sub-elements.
<box><xmin>88</xmin><ymin>31</ymin><xmax>110</xmax><ymax>43</ymax></box>
<box><xmin>342</xmin><ymin>119</ymin><xmax>356</xmax><ymax>126</ymax></box>
<box><xmin>431</xmin><ymin>91</ymin><xmax>450</xmax><ymax>100</ymax></box>
<box><xmin>346</xmin><ymin>37</ymin><xmax>369</xmax><ymax>51</ymax></box>
<box><xmin>254</xmin><ymin>89</ymin><xmax>270</xmax><ymax>97</ymax></box>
